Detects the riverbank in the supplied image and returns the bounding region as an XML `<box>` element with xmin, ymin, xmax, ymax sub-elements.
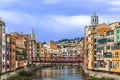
<box><xmin>84</xmin><ymin>69</ymin><xmax>120</xmax><ymax>80</ymax></box>
<box><xmin>0</xmin><ymin>69</ymin><xmax>24</xmax><ymax>80</ymax></box>
<box><xmin>0</xmin><ymin>63</ymin><xmax>53</xmax><ymax>80</ymax></box>
<box><xmin>7</xmin><ymin>70</ymin><xmax>33</xmax><ymax>80</ymax></box>
<box><xmin>0</xmin><ymin>66</ymin><xmax>37</xmax><ymax>80</ymax></box>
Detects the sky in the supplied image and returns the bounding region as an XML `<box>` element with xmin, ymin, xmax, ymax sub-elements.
<box><xmin>0</xmin><ymin>0</ymin><xmax>120</xmax><ymax>42</ymax></box>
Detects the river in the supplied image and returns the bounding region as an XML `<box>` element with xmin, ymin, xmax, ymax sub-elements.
<box><xmin>33</xmin><ymin>66</ymin><xmax>84</xmax><ymax>80</ymax></box>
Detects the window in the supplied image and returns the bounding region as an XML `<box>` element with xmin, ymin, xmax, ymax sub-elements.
<box><xmin>2</xmin><ymin>45</ymin><xmax>5</xmax><ymax>51</ymax></box>
<box><xmin>106</xmin><ymin>30</ymin><xmax>114</xmax><ymax>36</ymax></box>
<box><xmin>104</xmin><ymin>52</ymin><xmax>112</xmax><ymax>58</ymax></box>
<box><xmin>2</xmin><ymin>62</ymin><xmax>4</xmax><ymax>69</ymax></box>
<box><xmin>118</xmin><ymin>36</ymin><xmax>119</xmax><ymax>39</ymax></box>
<box><xmin>94</xmin><ymin>51</ymin><xmax>96</xmax><ymax>55</ymax></box>
<box><xmin>107</xmin><ymin>38</ymin><xmax>114</xmax><ymax>42</ymax></box>
<box><xmin>94</xmin><ymin>38</ymin><xmax>97</xmax><ymax>43</ymax></box>
<box><xmin>117</xmin><ymin>62</ymin><xmax>119</xmax><ymax>68</ymax></box>
<box><xmin>95</xmin><ymin>19</ymin><xmax>96</xmax><ymax>22</ymax></box>
<box><xmin>93</xmin><ymin>19</ymin><xmax>94</xmax><ymax>22</ymax></box>
<box><xmin>98</xmin><ymin>38</ymin><xmax>107</xmax><ymax>45</ymax></box>
<box><xmin>2</xmin><ymin>65</ymin><xmax>4</xmax><ymax>69</ymax></box>
<box><xmin>111</xmin><ymin>31</ymin><xmax>114</xmax><ymax>35</ymax></box>
<box><xmin>115</xmin><ymin>52</ymin><xmax>119</xmax><ymax>58</ymax></box>
<box><xmin>107</xmin><ymin>45</ymin><xmax>114</xmax><ymax>50</ymax></box>
<box><xmin>94</xmin><ymin>63</ymin><xmax>97</xmax><ymax>68</ymax></box>
<box><xmin>2</xmin><ymin>28</ymin><xmax>5</xmax><ymax>33</ymax></box>
<box><xmin>3</xmin><ymin>54</ymin><xmax>4</xmax><ymax>59</ymax></box>
<box><xmin>94</xmin><ymin>44</ymin><xmax>97</xmax><ymax>49</ymax></box>
<box><xmin>110</xmin><ymin>61</ymin><xmax>112</xmax><ymax>68</ymax></box>
<box><xmin>107</xmin><ymin>45</ymin><xmax>110</xmax><ymax>50</ymax></box>
<box><xmin>94</xmin><ymin>57</ymin><xmax>96</xmax><ymax>61</ymax></box>
<box><xmin>7</xmin><ymin>65</ymin><xmax>9</xmax><ymax>69</ymax></box>
<box><xmin>117</xmin><ymin>30</ymin><xmax>119</xmax><ymax>33</ymax></box>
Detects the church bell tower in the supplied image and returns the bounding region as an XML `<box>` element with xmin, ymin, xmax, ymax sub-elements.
<box><xmin>91</xmin><ymin>12</ymin><xmax>99</xmax><ymax>26</ymax></box>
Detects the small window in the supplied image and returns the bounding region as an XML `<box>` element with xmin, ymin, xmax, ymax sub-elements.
<box><xmin>95</xmin><ymin>19</ymin><xmax>96</xmax><ymax>22</ymax></box>
<box><xmin>118</xmin><ymin>36</ymin><xmax>119</xmax><ymax>39</ymax></box>
<box><xmin>117</xmin><ymin>30</ymin><xmax>119</xmax><ymax>33</ymax></box>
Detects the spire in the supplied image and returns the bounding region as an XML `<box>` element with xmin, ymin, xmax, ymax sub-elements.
<box><xmin>93</xmin><ymin>11</ymin><xmax>97</xmax><ymax>16</ymax></box>
<box><xmin>31</xmin><ymin>28</ymin><xmax>35</xmax><ymax>40</ymax></box>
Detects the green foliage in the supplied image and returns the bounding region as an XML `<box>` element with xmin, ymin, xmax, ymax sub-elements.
<box><xmin>19</xmin><ymin>70</ymin><xmax>33</xmax><ymax>77</ymax></box>
<box><xmin>7</xmin><ymin>75</ymin><xmax>32</xmax><ymax>80</ymax></box>
<box><xmin>91</xmin><ymin>77</ymin><xmax>115</xmax><ymax>80</ymax></box>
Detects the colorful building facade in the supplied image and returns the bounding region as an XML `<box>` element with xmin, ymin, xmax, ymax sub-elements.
<box><xmin>0</xmin><ymin>18</ymin><xmax>6</xmax><ymax>74</ymax></box>
<box><xmin>6</xmin><ymin>34</ymin><xmax>16</xmax><ymax>72</ymax></box>
<box><xmin>84</xmin><ymin>13</ymin><xmax>120</xmax><ymax>73</ymax></box>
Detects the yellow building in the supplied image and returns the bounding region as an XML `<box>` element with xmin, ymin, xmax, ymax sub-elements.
<box><xmin>87</xmin><ymin>26</ymin><xmax>94</xmax><ymax>70</ymax></box>
<box><xmin>95</xmin><ymin>23</ymin><xmax>110</xmax><ymax>71</ymax></box>
<box><xmin>84</xmin><ymin>12</ymin><xmax>99</xmax><ymax>70</ymax></box>
<box><xmin>110</xmin><ymin>22</ymin><xmax>120</xmax><ymax>73</ymax></box>
<box><xmin>93</xmin><ymin>22</ymin><xmax>120</xmax><ymax>73</ymax></box>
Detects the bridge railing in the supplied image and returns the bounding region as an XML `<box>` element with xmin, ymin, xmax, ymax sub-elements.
<box><xmin>32</xmin><ymin>57</ymin><xmax>84</xmax><ymax>62</ymax></box>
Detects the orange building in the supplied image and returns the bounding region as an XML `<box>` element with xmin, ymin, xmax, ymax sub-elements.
<box><xmin>47</xmin><ymin>41</ymin><xmax>57</xmax><ymax>50</ymax></box>
<box><xmin>47</xmin><ymin>41</ymin><xmax>58</xmax><ymax>60</ymax></box>
<box><xmin>84</xmin><ymin>12</ymin><xmax>99</xmax><ymax>70</ymax></box>
<box><xmin>6</xmin><ymin>34</ymin><xmax>16</xmax><ymax>71</ymax></box>
<box><xmin>16</xmin><ymin>47</ymin><xmax>25</xmax><ymax>69</ymax></box>
<box><xmin>11</xmin><ymin>32</ymin><xmax>32</xmax><ymax>68</ymax></box>
<box><xmin>110</xmin><ymin>22</ymin><xmax>120</xmax><ymax>73</ymax></box>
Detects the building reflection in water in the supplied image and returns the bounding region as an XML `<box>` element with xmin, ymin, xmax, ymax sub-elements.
<box><xmin>34</xmin><ymin>66</ymin><xmax>83</xmax><ymax>80</ymax></box>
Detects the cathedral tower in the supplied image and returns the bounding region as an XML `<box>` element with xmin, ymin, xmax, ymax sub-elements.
<box><xmin>91</xmin><ymin>12</ymin><xmax>99</xmax><ymax>25</ymax></box>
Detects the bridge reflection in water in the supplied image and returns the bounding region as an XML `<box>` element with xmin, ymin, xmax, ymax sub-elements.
<box><xmin>33</xmin><ymin>66</ymin><xmax>84</xmax><ymax>80</ymax></box>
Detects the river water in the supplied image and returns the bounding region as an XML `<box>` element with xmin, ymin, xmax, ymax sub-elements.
<box><xmin>33</xmin><ymin>66</ymin><xmax>84</xmax><ymax>80</ymax></box>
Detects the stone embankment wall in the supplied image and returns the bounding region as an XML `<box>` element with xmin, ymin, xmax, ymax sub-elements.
<box><xmin>85</xmin><ymin>69</ymin><xmax>120</xmax><ymax>80</ymax></box>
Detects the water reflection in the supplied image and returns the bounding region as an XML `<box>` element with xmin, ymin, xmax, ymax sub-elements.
<box><xmin>33</xmin><ymin>66</ymin><xmax>83</xmax><ymax>80</ymax></box>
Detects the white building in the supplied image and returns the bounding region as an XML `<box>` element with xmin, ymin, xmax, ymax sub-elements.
<box><xmin>0</xmin><ymin>18</ymin><xmax>6</xmax><ymax>74</ymax></box>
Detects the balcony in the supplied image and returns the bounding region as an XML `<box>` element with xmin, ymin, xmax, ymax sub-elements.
<box><xmin>112</xmin><ymin>58</ymin><xmax>120</xmax><ymax>61</ymax></box>
<box><xmin>112</xmin><ymin>52</ymin><xmax>120</xmax><ymax>60</ymax></box>
<box><xmin>105</xmin><ymin>30</ymin><xmax>114</xmax><ymax>37</ymax></box>
<box><xmin>111</xmin><ymin>43</ymin><xmax>120</xmax><ymax>50</ymax></box>
<box><xmin>98</xmin><ymin>38</ymin><xmax>107</xmax><ymax>45</ymax></box>
<box><xmin>104</xmin><ymin>52</ymin><xmax>112</xmax><ymax>58</ymax></box>
<box><xmin>96</xmin><ymin>54</ymin><xmax>104</xmax><ymax>61</ymax></box>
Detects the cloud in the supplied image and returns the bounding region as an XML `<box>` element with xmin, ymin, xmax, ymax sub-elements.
<box><xmin>0</xmin><ymin>0</ymin><xmax>19</xmax><ymax>6</ymax></box>
<box><xmin>109</xmin><ymin>8</ymin><xmax>120</xmax><ymax>12</ymax></box>
<box><xmin>42</xmin><ymin>0</ymin><xmax>66</xmax><ymax>4</ymax></box>
<box><xmin>1</xmin><ymin>9</ymin><xmax>119</xmax><ymax>40</ymax></box>
<box><xmin>0</xmin><ymin>10</ymin><xmax>36</xmax><ymax>25</ymax></box>
<box><xmin>0</xmin><ymin>9</ymin><xmax>90</xmax><ymax>41</ymax></box>
<box><xmin>88</xmin><ymin>0</ymin><xmax>120</xmax><ymax>7</ymax></box>
<box><xmin>109</xmin><ymin>0</ymin><xmax>120</xmax><ymax>6</ymax></box>
<box><xmin>47</xmin><ymin>15</ymin><xmax>90</xmax><ymax>31</ymax></box>
<box><xmin>1</xmin><ymin>0</ymin><xmax>120</xmax><ymax>41</ymax></box>
<box><xmin>0</xmin><ymin>0</ymin><xmax>19</xmax><ymax>3</ymax></box>
<box><xmin>89</xmin><ymin>0</ymin><xmax>120</xmax><ymax>8</ymax></box>
<box><xmin>0</xmin><ymin>10</ymin><xmax>39</xmax><ymax>33</ymax></box>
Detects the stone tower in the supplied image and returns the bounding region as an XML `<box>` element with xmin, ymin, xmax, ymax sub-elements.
<box><xmin>91</xmin><ymin>12</ymin><xmax>99</xmax><ymax>25</ymax></box>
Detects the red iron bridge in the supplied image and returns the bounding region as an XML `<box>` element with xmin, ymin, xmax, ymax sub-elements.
<box><xmin>32</xmin><ymin>57</ymin><xmax>84</xmax><ymax>63</ymax></box>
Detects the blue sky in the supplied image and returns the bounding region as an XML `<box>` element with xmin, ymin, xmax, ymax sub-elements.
<box><xmin>0</xmin><ymin>0</ymin><xmax>120</xmax><ymax>42</ymax></box>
